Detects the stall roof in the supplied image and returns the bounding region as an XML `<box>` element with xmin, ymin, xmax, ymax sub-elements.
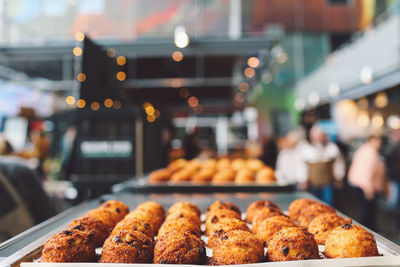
<box><xmin>294</xmin><ymin>13</ymin><xmax>400</xmax><ymax>108</ymax></box>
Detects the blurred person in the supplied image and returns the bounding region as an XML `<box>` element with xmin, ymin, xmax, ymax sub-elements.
<box><xmin>275</xmin><ymin>129</ymin><xmax>304</xmax><ymax>184</ymax></box>
<box><xmin>259</xmin><ymin>135</ymin><xmax>278</xmax><ymax>168</ymax></box>
<box><xmin>349</xmin><ymin>135</ymin><xmax>385</xmax><ymax>230</ymax></box>
<box><xmin>183</xmin><ymin>126</ymin><xmax>200</xmax><ymax>160</ymax></box>
<box><xmin>298</xmin><ymin>125</ymin><xmax>345</xmax><ymax>206</ymax></box>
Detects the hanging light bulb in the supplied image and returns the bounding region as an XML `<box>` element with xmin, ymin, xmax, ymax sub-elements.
<box><xmin>174</xmin><ymin>26</ymin><xmax>190</xmax><ymax>48</ymax></box>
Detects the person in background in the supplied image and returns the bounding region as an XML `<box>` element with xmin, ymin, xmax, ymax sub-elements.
<box><xmin>298</xmin><ymin>124</ymin><xmax>345</xmax><ymax>206</ymax></box>
<box><xmin>348</xmin><ymin>135</ymin><xmax>385</xmax><ymax>230</ymax></box>
<box><xmin>275</xmin><ymin>129</ymin><xmax>305</xmax><ymax>185</ymax></box>
<box><xmin>259</xmin><ymin>135</ymin><xmax>278</xmax><ymax>168</ymax></box>
<box><xmin>183</xmin><ymin>126</ymin><xmax>200</xmax><ymax>160</ymax></box>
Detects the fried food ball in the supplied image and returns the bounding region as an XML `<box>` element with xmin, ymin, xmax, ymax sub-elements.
<box><xmin>170</xmin><ymin>169</ymin><xmax>192</xmax><ymax>182</ymax></box>
<box><xmin>167</xmin><ymin>158</ymin><xmax>188</xmax><ymax>172</ymax></box>
<box><xmin>288</xmin><ymin>198</ymin><xmax>318</xmax><ymax>222</ymax></box>
<box><xmin>324</xmin><ymin>224</ymin><xmax>379</xmax><ymax>258</ymax></box>
<box><xmin>86</xmin><ymin>208</ymin><xmax>120</xmax><ymax>231</ymax></box>
<box><xmin>231</xmin><ymin>158</ymin><xmax>246</xmax><ymax>172</ymax></box>
<box><xmin>158</xmin><ymin>218</ymin><xmax>201</xmax><ymax>239</ymax></box>
<box><xmin>252</xmin><ymin>207</ymin><xmax>286</xmax><ymax>233</ymax></box>
<box><xmin>246</xmin><ymin>158</ymin><xmax>265</xmax><ymax>171</ymax></box>
<box><xmin>111</xmin><ymin>216</ymin><xmax>154</xmax><ymax>239</ymax></box>
<box><xmin>256</xmin><ymin>167</ymin><xmax>277</xmax><ymax>184</ymax></box>
<box><xmin>168</xmin><ymin>201</ymin><xmax>201</xmax><ymax>217</ymax></box>
<box><xmin>166</xmin><ymin>209</ymin><xmax>201</xmax><ymax>228</ymax></box>
<box><xmin>149</xmin><ymin>168</ymin><xmax>172</xmax><ymax>183</ymax></box>
<box><xmin>192</xmin><ymin>167</ymin><xmax>216</xmax><ymax>183</ymax></box>
<box><xmin>266</xmin><ymin>227</ymin><xmax>320</xmax><ymax>261</ymax></box>
<box><xmin>256</xmin><ymin>215</ymin><xmax>297</xmax><ymax>246</ymax></box>
<box><xmin>206</xmin><ymin>200</ymin><xmax>241</xmax><ymax>217</ymax></box>
<box><xmin>126</xmin><ymin>201</ymin><xmax>165</xmax><ymax>233</ymax></box>
<box><xmin>207</xmin><ymin>218</ymin><xmax>250</xmax><ymax>248</ymax></box>
<box><xmin>154</xmin><ymin>231</ymin><xmax>206</xmax><ymax>264</ymax></box>
<box><xmin>68</xmin><ymin>216</ymin><xmax>110</xmax><ymax>247</ymax></box>
<box><xmin>308</xmin><ymin>213</ymin><xmax>351</xmax><ymax>245</ymax></box>
<box><xmin>235</xmin><ymin>169</ymin><xmax>255</xmax><ymax>185</ymax></box>
<box><xmin>245</xmin><ymin>200</ymin><xmax>280</xmax><ymax>223</ymax></box>
<box><xmin>205</xmin><ymin>209</ymin><xmax>242</xmax><ymax>235</ymax></box>
<box><xmin>41</xmin><ymin>229</ymin><xmax>96</xmax><ymax>263</ymax></box>
<box><xmin>297</xmin><ymin>202</ymin><xmax>336</xmax><ymax>228</ymax></box>
<box><xmin>212</xmin><ymin>169</ymin><xmax>235</xmax><ymax>184</ymax></box>
<box><xmin>216</xmin><ymin>158</ymin><xmax>231</xmax><ymax>170</ymax></box>
<box><xmin>201</xmin><ymin>158</ymin><xmax>217</xmax><ymax>169</ymax></box>
<box><xmin>211</xmin><ymin>230</ymin><xmax>264</xmax><ymax>265</ymax></box>
<box><xmin>100</xmin><ymin>230</ymin><xmax>153</xmax><ymax>263</ymax></box>
<box><xmin>99</xmin><ymin>200</ymin><xmax>129</xmax><ymax>221</ymax></box>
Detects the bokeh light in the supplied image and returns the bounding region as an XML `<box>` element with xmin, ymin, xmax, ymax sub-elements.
<box><xmin>72</xmin><ymin>47</ymin><xmax>82</xmax><ymax>56</ymax></box>
<box><xmin>90</xmin><ymin>101</ymin><xmax>100</xmax><ymax>111</ymax></box>
<box><xmin>75</xmin><ymin>32</ymin><xmax>85</xmax><ymax>42</ymax></box>
<box><xmin>247</xmin><ymin>57</ymin><xmax>260</xmax><ymax>68</ymax></box>
<box><xmin>244</xmin><ymin>67</ymin><xmax>255</xmax><ymax>78</ymax></box>
<box><xmin>65</xmin><ymin>96</ymin><xmax>75</xmax><ymax>105</ymax></box>
<box><xmin>76</xmin><ymin>99</ymin><xmax>86</xmax><ymax>108</ymax></box>
<box><xmin>116</xmin><ymin>71</ymin><xmax>126</xmax><ymax>81</ymax></box>
<box><xmin>77</xmin><ymin>73</ymin><xmax>86</xmax><ymax>82</ymax></box>
<box><xmin>172</xmin><ymin>51</ymin><xmax>184</xmax><ymax>62</ymax></box>
<box><xmin>116</xmin><ymin>56</ymin><xmax>126</xmax><ymax>66</ymax></box>
<box><xmin>104</xmin><ymin>98</ymin><xmax>113</xmax><ymax>108</ymax></box>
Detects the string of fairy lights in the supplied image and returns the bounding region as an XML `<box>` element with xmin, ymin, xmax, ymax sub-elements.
<box><xmin>66</xmin><ymin>32</ymin><xmax>124</xmax><ymax>111</ymax></box>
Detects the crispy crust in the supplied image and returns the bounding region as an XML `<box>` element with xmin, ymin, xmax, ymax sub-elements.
<box><xmin>126</xmin><ymin>201</ymin><xmax>165</xmax><ymax>233</ymax></box>
<box><xmin>86</xmin><ymin>208</ymin><xmax>121</xmax><ymax>231</ymax></box>
<box><xmin>211</xmin><ymin>230</ymin><xmax>264</xmax><ymax>265</ymax></box>
<box><xmin>288</xmin><ymin>198</ymin><xmax>318</xmax><ymax>222</ymax></box>
<box><xmin>205</xmin><ymin>209</ymin><xmax>242</xmax><ymax>235</ymax></box>
<box><xmin>68</xmin><ymin>216</ymin><xmax>110</xmax><ymax>247</ymax></box>
<box><xmin>245</xmin><ymin>200</ymin><xmax>280</xmax><ymax>223</ymax></box>
<box><xmin>324</xmin><ymin>224</ymin><xmax>379</xmax><ymax>258</ymax></box>
<box><xmin>212</xmin><ymin>169</ymin><xmax>235</xmax><ymax>184</ymax></box>
<box><xmin>256</xmin><ymin>215</ymin><xmax>297</xmax><ymax>246</ymax></box>
<box><xmin>99</xmin><ymin>200</ymin><xmax>130</xmax><ymax>221</ymax></box>
<box><xmin>154</xmin><ymin>231</ymin><xmax>206</xmax><ymax>264</ymax></box>
<box><xmin>100</xmin><ymin>230</ymin><xmax>153</xmax><ymax>263</ymax></box>
<box><xmin>167</xmin><ymin>202</ymin><xmax>202</xmax><ymax>217</ymax></box>
<box><xmin>166</xmin><ymin>209</ymin><xmax>202</xmax><ymax>228</ymax></box>
<box><xmin>266</xmin><ymin>227</ymin><xmax>320</xmax><ymax>261</ymax></box>
<box><xmin>206</xmin><ymin>200</ymin><xmax>241</xmax><ymax>217</ymax></box>
<box><xmin>111</xmin><ymin>216</ymin><xmax>155</xmax><ymax>239</ymax></box>
<box><xmin>296</xmin><ymin>202</ymin><xmax>336</xmax><ymax>228</ymax></box>
<box><xmin>235</xmin><ymin>169</ymin><xmax>255</xmax><ymax>185</ymax></box>
<box><xmin>308</xmin><ymin>213</ymin><xmax>351</xmax><ymax>245</ymax></box>
<box><xmin>207</xmin><ymin>218</ymin><xmax>250</xmax><ymax>248</ymax></box>
<box><xmin>158</xmin><ymin>218</ymin><xmax>201</xmax><ymax>239</ymax></box>
<box><xmin>41</xmin><ymin>229</ymin><xmax>96</xmax><ymax>263</ymax></box>
<box><xmin>252</xmin><ymin>207</ymin><xmax>286</xmax><ymax>233</ymax></box>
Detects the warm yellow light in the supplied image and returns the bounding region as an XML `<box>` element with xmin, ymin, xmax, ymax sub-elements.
<box><xmin>244</xmin><ymin>67</ymin><xmax>255</xmax><ymax>78</ymax></box>
<box><xmin>147</xmin><ymin>114</ymin><xmax>156</xmax><ymax>122</ymax></box>
<box><xmin>116</xmin><ymin>71</ymin><xmax>126</xmax><ymax>81</ymax></box>
<box><xmin>107</xmin><ymin>48</ymin><xmax>116</xmax><ymax>58</ymax></box>
<box><xmin>374</xmin><ymin>92</ymin><xmax>388</xmax><ymax>108</ymax></box>
<box><xmin>72</xmin><ymin>47</ymin><xmax>82</xmax><ymax>56</ymax></box>
<box><xmin>90</xmin><ymin>101</ymin><xmax>100</xmax><ymax>111</ymax></box>
<box><xmin>171</xmin><ymin>78</ymin><xmax>183</xmax><ymax>88</ymax></box>
<box><xmin>66</xmin><ymin>96</ymin><xmax>76</xmax><ymax>105</ymax></box>
<box><xmin>76</xmin><ymin>99</ymin><xmax>86</xmax><ymax>108</ymax></box>
<box><xmin>77</xmin><ymin>73</ymin><xmax>86</xmax><ymax>82</ymax></box>
<box><xmin>172</xmin><ymin>51</ymin><xmax>184</xmax><ymax>62</ymax></box>
<box><xmin>116</xmin><ymin>56</ymin><xmax>126</xmax><ymax>66</ymax></box>
<box><xmin>357</xmin><ymin>111</ymin><xmax>370</xmax><ymax>127</ymax></box>
<box><xmin>188</xmin><ymin>96</ymin><xmax>199</xmax><ymax>107</ymax></box>
<box><xmin>104</xmin><ymin>98</ymin><xmax>113</xmax><ymax>108</ymax></box>
<box><xmin>142</xmin><ymin>102</ymin><xmax>151</xmax><ymax>109</ymax></box>
<box><xmin>234</xmin><ymin>93</ymin><xmax>245</xmax><ymax>103</ymax></box>
<box><xmin>145</xmin><ymin>106</ymin><xmax>155</xmax><ymax>115</ymax></box>
<box><xmin>388</xmin><ymin>115</ymin><xmax>400</xmax><ymax>130</ymax></box>
<box><xmin>75</xmin><ymin>32</ymin><xmax>85</xmax><ymax>42</ymax></box>
<box><xmin>247</xmin><ymin>57</ymin><xmax>260</xmax><ymax>68</ymax></box>
<box><xmin>154</xmin><ymin>109</ymin><xmax>160</xmax><ymax>118</ymax></box>
<box><xmin>114</xmin><ymin>100</ymin><xmax>122</xmax><ymax>110</ymax></box>
<box><xmin>371</xmin><ymin>113</ymin><xmax>384</xmax><ymax>128</ymax></box>
<box><xmin>179</xmin><ymin>88</ymin><xmax>189</xmax><ymax>98</ymax></box>
<box><xmin>238</xmin><ymin>82</ymin><xmax>249</xmax><ymax>92</ymax></box>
